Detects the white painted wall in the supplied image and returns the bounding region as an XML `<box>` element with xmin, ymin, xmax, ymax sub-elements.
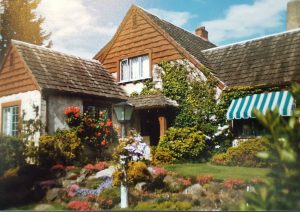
<box><xmin>0</xmin><ymin>90</ymin><xmax>41</xmax><ymax>143</ymax></box>
<box><xmin>47</xmin><ymin>95</ymin><xmax>83</xmax><ymax>134</ymax></box>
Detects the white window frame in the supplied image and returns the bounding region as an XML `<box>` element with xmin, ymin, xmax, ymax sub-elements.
<box><xmin>2</xmin><ymin>105</ymin><xmax>19</xmax><ymax>136</ymax></box>
<box><xmin>119</xmin><ymin>54</ymin><xmax>150</xmax><ymax>83</ymax></box>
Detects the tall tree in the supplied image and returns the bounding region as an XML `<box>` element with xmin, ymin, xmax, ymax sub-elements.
<box><xmin>0</xmin><ymin>0</ymin><xmax>51</xmax><ymax>62</ymax></box>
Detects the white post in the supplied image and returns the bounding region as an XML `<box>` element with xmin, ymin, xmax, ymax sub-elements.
<box><xmin>120</xmin><ymin>155</ymin><xmax>128</xmax><ymax>209</ymax></box>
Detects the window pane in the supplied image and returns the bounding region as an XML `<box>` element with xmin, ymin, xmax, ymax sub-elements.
<box><xmin>130</xmin><ymin>57</ymin><xmax>140</xmax><ymax>80</ymax></box>
<box><xmin>141</xmin><ymin>55</ymin><xmax>149</xmax><ymax>78</ymax></box>
<box><xmin>120</xmin><ymin>60</ymin><xmax>129</xmax><ymax>81</ymax></box>
<box><xmin>2</xmin><ymin>106</ymin><xmax>19</xmax><ymax>136</ymax></box>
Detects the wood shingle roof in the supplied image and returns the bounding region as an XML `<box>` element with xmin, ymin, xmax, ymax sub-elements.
<box><xmin>202</xmin><ymin>29</ymin><xmax>300</xmax><ymax>87</ymax></box>
<box><xmin>128</xmin><ymin>94</ymin><xmax>178</xmax><ymax>110</ymax></box>
<box><xmin>12</xmin><ymin>40</ymin><xmax>126</xmax><ymax>100</ymax></box>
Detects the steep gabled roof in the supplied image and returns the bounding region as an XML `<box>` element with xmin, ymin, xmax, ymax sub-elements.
<box><xmin>94</xmin><ymin>5</ymin><xmax>216</xmax><ymax>69</ymax></box>
<box><xmin>202</xmin><ymin>29</ymin><xmax>300</xmax><ymax>87</ymax></box>
<box><xmin>12</xmin><ymin>40</ymin><xmax>126</xmax><ymax>100</ymax></box>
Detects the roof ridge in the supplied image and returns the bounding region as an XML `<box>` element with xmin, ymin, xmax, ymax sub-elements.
<box><xmin>11</xmin><ymin>39</ymin><xmax>100</xmax><ymax>63</ymax></box>
<box><xmin>135</xmin><ymin>5</ymin><xmax>216</xmax><ymax>46</ymax></box>
<box><xmin>202</xmin><ymin>28</ymin><xmax>300</xmax><ymax>52</ymax></box>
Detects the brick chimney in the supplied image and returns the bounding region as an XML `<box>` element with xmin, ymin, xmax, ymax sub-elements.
<box><xmin>195</xmin><ymin>26</ymin><xmax>208</xmax><ymax>41</ymax></box>
<box><xmin>287</xmin><ymin>0</ymin><xmax>300</xmax><ymax>30</ymax></box>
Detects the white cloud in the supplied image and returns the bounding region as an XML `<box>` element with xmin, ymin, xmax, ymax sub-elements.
<box><xmin>147</xmin><ymin>8</ymin><xmax>195</xmax><ymax>27</ymax></box>
<box><xmin>201</xmin><ymin>0</ymin><xmax>288</xmax><ymax>44</ymax></box>
<box><xmin>37</xmin><ymin>0</ymin><xmax>139</xmax><ymax>58</ymax></box>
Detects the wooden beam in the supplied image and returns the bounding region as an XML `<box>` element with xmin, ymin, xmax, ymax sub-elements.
<box><xmin>158</xmin><ymin>116</ymin><xmax>167</xmax><ymax>138</ymax></box>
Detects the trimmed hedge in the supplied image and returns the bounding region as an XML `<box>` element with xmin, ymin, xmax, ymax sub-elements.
<box><xmin>211</xmin><ymin>138</ymin><xmax>269</xmax><ymax>167</ymax></box>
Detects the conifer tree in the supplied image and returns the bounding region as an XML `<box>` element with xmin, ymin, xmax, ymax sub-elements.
<box><xmin>0</xmin><ymin>0</ymin><xmax>51</xmax><ymax>62</ymax></box>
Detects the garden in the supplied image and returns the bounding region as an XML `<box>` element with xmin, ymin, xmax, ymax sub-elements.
<box><xmin>0</xmin><ymin>62</ymin><xmax>300</xmax><ymax>210</ymax></box>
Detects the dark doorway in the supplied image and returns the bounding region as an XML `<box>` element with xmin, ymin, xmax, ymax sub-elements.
<box><xmin>140</xmin><ymin>109</ymin><xmax>160</xmax><ymax>146</ymax></box>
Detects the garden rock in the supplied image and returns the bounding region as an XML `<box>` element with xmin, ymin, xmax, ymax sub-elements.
<box><xmin>34</xmin><ymin>204</ymin><xmax>56</xmax><ymax>211</ymax></box>
<box><xmin>62</xmin><ymin>179</ymin><xmax>77</xmax><ymax>187</ymax></box>
<box><xmin>76</xmin><ymin>173</ymin><xmax>87</xmax><ymax>183</ymax></box>
<box><xmin>89</xmin><ymin>166</ymin><xmax>116</xmax><ymax>179</ymax></box>
<box><xmin>183</xmin><ymin>184</ymin><xmax>205</xmax><ymax>198</ymax></box>
<box><xmin>163</xmin><ymin>175</ymin><xmax>180</xmax><ymax>191</ymax></box>
<box><xmin>135</xmin><ymin>182</ymin><xmax>147</xmax><ymax>191</ymax></box>
<box><xmin>66</xmin><ymin>172</ymin><xmax>78</xmax><ymax>180</ymax></box>
<box><xmin>46</xmin><ymin>188</ymin><xmax>60</xmax><ymax>202</ymax></box>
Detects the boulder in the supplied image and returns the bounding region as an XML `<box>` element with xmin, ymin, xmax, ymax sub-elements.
<box><xmin>183</xmin><ymin>184</ymin><xmax>205</xmax><ymax>196</ymax></box>
<box><xmin>62</xmin><ymin>179</ymin><xmax>77</xmax><ymax>187</ymax></box>
<box><xmin>88</xmin><ymin>166</ymin><xmax>116</xmax><ymax>180</ymax></box>
<box><xmin>135</xmin><ymin>182</ymin><xmax>147</xmax><ymax>191</ymax></box>
<box><xmin>163</xmin><ymin>175</ymin><xmax>181</xmax><ymax>192</ymax></box>
<box><xmin>46</xmin><ymin>188</ymin><xmax>60</xmax><ymax>202</ymax></box>
<box><xmin>76</xmin><ymin>173</ymin><xmax>87</xmax><ymax>183</ymax></box>
<box><xmin>34</xmin><ymin>204</ymin><xmax>56</xmax><ymax>211</ymax></box>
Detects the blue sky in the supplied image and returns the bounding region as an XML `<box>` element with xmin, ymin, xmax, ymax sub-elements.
<box><xmin>37</xmin><ymin>0</ymin><xmax>288</xmax><ymax>58</ymax></box>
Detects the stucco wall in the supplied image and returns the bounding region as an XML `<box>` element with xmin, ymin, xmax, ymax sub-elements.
<box><xmin>47</xmin><ymin>95</ymin><xmax>83</xmax><ymax>134</ymax></box>
<box><xmin>0</xmin><ymin>90</ymin><xmax>41</xmax><ymax>143</ymax></box>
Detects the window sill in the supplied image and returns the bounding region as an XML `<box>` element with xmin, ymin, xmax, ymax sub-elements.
<box><xmin>118</xmin><ymin>78</ymin><xmax>152</xmax><ymax>85</ymax></box>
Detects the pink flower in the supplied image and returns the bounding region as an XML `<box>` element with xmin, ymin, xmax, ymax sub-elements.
<box><xmin>152</xmin><ymin>167</ymin><xmax>168</xmax><ymax>177</ymax></box>
<box><xmin>39</xmin><ymin>180</ymin><xmax>56</xmax><ymax>189</ymax></box>
<box><xmin>223</xmin><ymin>178</ymin><xmax>246</xmax><ymax>189</ymax></box>
<box><xmin>84</xmin><ymin>164</ymin><xmax>95</xmax><ymax>170</ymax></box>
<box><xmin>67</xmin><ymin>184</ymin><xmax>80</xmax><ymax>197</ymax></box>
<box><xmin>177</xmin><ymin>177</ymin><xmax>192</xmax><ymax>187</ymax></box>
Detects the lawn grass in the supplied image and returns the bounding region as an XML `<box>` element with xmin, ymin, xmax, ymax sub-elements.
<box><xmin>165</xmin><ymin>163</ymin><xmax>270</xmax><ymax>181</ymax></box>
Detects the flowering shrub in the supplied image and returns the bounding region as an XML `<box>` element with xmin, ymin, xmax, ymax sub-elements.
<box><xmin>196</xmin><ymin>175</ymin><xmax>214</xmax><ymax>185</ymax></box>
<box><xmin>152</xmin><ymin>167</ymin><xmax>168</xmax><ymax>177</ymax></box>
<box><xmin>97</xmin><ymin>187</ymin><xmax>120</xmax><ymax>209</ymax></box>
<box><xmin>250</xmin><ymin>177</ymin><xmax>264</xmax><ymax>185</ymax></box>
<box><xmin>67</xmin><ymin>200</ymin><xmax>92</xmax><ymax>211</ymax></box>
<box><xmin>65</xmin><ymin>106</ymin><xmax>113</xmax><ymax>150</ymax></box>
<box><xmin>65</xmin><ymin>166</ymin><xmax>76</xmax><ymax>171</ymax></box>
<box><xmin>94</xmin><ymin>161</ymin><xmax>108</xmax><ymax>171</ymax></box>
<box><xmin>84</xmin><ymin>164</ymin><xmax>94</xmax><ymax>171</ymax></box>
<box><xmin>177</xmin><ymin>177</ymin><xmax>192</xmax><ymax>187</ymax></box>
<box><xmin>223</xmin><ymin>178</ymin><xmax>246</xmax><ymax>189</ymax></box>
<box><xmin>67</xmin><ymin>184</ymin><xmax>80</xmax><ymax>197</ymax></box>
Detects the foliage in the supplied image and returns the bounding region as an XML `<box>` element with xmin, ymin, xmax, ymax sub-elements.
<box><xmin>152</xmin><ymin>148</ymin><xmax>175</xmax><ymax>165</ymax></box>
<box><xmin>3</xmin><ymin>167</ymin><xmax>20</xmax><ymax>178</ymax></box>
<box><xmin>139</xmin><ymin>79</ymin><xmax>161</xmax><ymax>96</ymax></box>
<box><xmin>37</xmin><ymin>129</ymin><xmax>83</xmax><ymax>166</ymax></box>
<box><xmin>211</xmin><ymin>138</ymin><xmax>270</xmax><ymax>167</ymax></box>
<box><xmin>97</xmin><ymin>188</ymin><xmax>120</xmax><ymax>209</ymax></box>
<box><xmin>155</xmin><ymin>127</ymin><xmax>208</xmax><ymax>163</ymax></box>
<box><xmin>0</xmin><ymin>0</ymin><xmax>51</xmax><ymax>62</ymax></box>
<box><xmin>127</xmin><ymin>161</ymin><xmax>152</xmax><ymax>185</ymax></box>
<box><xmin>134</xmin><ymin>200</ymin><xmax>192</xmax><ymax>210</ymax></box>
<box><xmin>240</xmin><ymin>84</ymin><xmax>300</xmax><ymax>210</ymax></box>
<box><xmin>0</xmin><ymin>136</ymin><xmax>26</xmax><ymax>176</ymax></box>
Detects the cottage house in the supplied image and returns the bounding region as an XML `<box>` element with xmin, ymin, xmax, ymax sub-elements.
<box><xmin>95</xmin><ymin>3</ymin><xmax>300</xmax><ymax>145</ymax></box>
<box><xmin>0</xmin><ymin>40</ymin><xmax>126</xmax><ymax>143</ymax></box>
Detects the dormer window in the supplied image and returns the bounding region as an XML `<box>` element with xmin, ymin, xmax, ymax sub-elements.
<box><xmin>120</xmin><ymin>54</ymin><xmax>150</xmax><ymax>82</ymax></box>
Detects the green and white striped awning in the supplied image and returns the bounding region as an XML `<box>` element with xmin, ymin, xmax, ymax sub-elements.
<box><xmin>226</xmin><ymin>91</ymin><xmax>295</xmax><ymax>120</ymax></box>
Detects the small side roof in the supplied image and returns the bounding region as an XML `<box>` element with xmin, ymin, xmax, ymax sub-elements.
<box><xmin>12</xmin><ymin>40</ymin><xmax>126</xmax><ymax>100</ymax></box>
<box><xmin>128</xmin><ymin>94</ymin><xmax>178</xmax><ymax>110</ymax></box>
<box><xmin>202</xmin><ymin>29</ymin><xmax>300</xmax><ymax>87</ymax></box>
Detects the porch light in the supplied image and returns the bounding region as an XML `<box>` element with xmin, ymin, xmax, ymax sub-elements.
<box><xmin>113</xmin><ymin>101</ymin><xmax>134</xmax><ymax>123</ymax></box>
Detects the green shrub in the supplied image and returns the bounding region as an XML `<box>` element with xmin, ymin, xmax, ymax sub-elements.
<box><xmin>211</xmin><ymin>138</ymin><xmax>269</xmax><ymax>167</ymax></box>
<box><xmin>153</xmin><ymin>148</ymin><xmax>175</xmax><ymax>165</ymax></box>
<box><xmin>37</xmin><ymin>130</ymin><xmax>83</xmax><ymax>166</ymax></box>
<box><xmin>97</xmin><ymin>188</ymin><xmax>120</xmax><ymax>209</ymax></box>
<box><xmin>155</xmin><ymin>127</ymin><xmax>208</xmax><ymax>163</ymax></box>
<box><xmin>134</xmin><ymin>200</ymin><xmax>192</xmax><ymax>210</ymax></box>
<box><xmin>0</xmin><ymin>136</ymin><xmax>26</xmax><ymax>176</ymax></box>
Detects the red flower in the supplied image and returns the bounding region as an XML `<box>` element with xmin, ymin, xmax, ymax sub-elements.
<box><xmin>96</xmin><ymin>132</ymin><xmax>101</xmax><ymax>137</ymax></box>
<box><xmin>106</xmin><ymin>119</ymin><xmax>112</xmax><ymax>127</ymax></box>
<box><xmin>79</xmin><ymin>128</ymin><xmax>84</xmax><ymax>133</ymax></box>
<box><xmin>94</xmin><ymin>161</ymin><xmax>108</xmax><ymax>171</ymax></box>
<box><xmin>64</xmin><ymin>107</ymin><xmax>71</xmax><ymax>115</ymax></box>
<box><xmin>177</xmin><ymin>177</ymin><xmax>192</xmax><ymax>187</ymax></box>
<box><xmin>99</xmin><ymin>111</ymin><xmax>104</xmax><ymax>116</ymax></box>
<box><xmin>105</xmin><ymin>128</ymin><xmax>110</xmax><ymax>134</ymax></box>
<box><xmin>101</xmin><ymin>140</ymin><xmax>106</xmax><ymax>146</ymax></box>
<box><xmin>223</xmin><ymin>178</ymin><xmax>246</xmax><ymax>189</ymax></box>
<box><xmin>90</xmin><ymin>123</ymin><xmax>95</xmax><ymax>128</ymax></box>
<box><xmin>196</xmin><ymin>175</ymin><xmax>214</xmax><ymax>185</ymax></box>
<box><xmin>74</xmin><ymin>113</ymin><xmax>80</xmax><ymax>118</ymax></box>
<box><xmin>84</xmin><ymin>164</ymin><xmax>95</xmax><ymax>170</ymax></box>
<box><xmin>67</xmin><ymin>201</ymin><xmax>91</xmax><ymax>211</ymax></box>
